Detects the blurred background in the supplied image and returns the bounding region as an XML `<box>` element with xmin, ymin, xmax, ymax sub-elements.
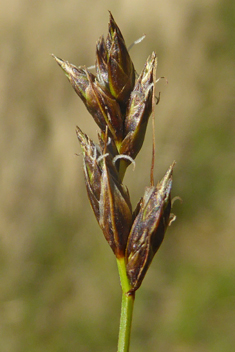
<box><xmin>0</xmin><ymin>0</ymin><xmax>234</xmax><ymax>351</ymax></box>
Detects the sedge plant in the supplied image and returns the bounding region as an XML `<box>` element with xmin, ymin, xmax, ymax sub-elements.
<box><xmin>53</xmin><ymin>12</ymin><xmax>176</xmax><ymax>352</ymax></box>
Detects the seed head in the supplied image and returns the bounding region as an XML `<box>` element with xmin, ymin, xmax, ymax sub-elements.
<box><xmin>53</xmin><ymin>13</ymin><xmax>177</xmax><ymax>285</ymax></box>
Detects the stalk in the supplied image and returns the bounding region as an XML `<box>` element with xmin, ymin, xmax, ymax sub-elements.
<box><xmin>116</xmin><ymin>257</ymin><xmax>135</xmax><ymax>352</ymax></box>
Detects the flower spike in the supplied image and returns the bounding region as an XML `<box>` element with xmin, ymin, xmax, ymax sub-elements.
<box><xmin>54</xmin><ymin>12</ymin><xmax>176</xmax><ymax>290</ymax></box>
<box><xmin>54</xmin><ymin>12</ymin><xmax>177</xmax><ymax>351</ymax></box>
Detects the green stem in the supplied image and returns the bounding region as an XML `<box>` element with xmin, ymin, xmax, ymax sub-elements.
<box><xmin>116</xmin><ymin>257</ymin><xmax>135</xmax><ymax>352</ymax></box>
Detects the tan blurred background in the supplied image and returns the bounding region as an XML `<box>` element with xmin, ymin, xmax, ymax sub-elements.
<box><xmin>1</xmin><ymin>0</ymin><xmax>234</xmax><ymax>351</ymax></box>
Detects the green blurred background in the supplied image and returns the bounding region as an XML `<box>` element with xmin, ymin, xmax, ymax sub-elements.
<box><xmin>1</xmin><ymin>0</ymin><xmax>234</xmax><ymax>351</ymax></box>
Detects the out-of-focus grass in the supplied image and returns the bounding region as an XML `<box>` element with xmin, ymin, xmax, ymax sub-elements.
<box><xmin>0</xmin><ymin>1</ymin><xmax>234</xmax><ymax>351</ymax></box>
